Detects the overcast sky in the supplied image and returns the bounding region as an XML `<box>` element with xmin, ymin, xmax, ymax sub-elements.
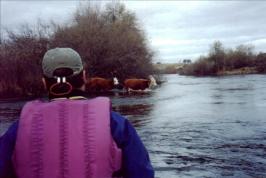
<box><xmin>1</xmin><ymin>1</ymin><xmax>266</xmax><ymax>63</ymax></box>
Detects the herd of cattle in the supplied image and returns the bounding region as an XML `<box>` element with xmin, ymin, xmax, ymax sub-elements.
<box><xmin>86</xmin><ymin>75</ymin><xmax>158</xmax><ymax>92</ymax></box>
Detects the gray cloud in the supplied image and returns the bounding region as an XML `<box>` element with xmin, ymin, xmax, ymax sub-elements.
<box><xmin>2</xmin><ymin>1</ymin><xmax>266</xmax><ymax>63</ymax></box>
<box><xmin>125</xmin><ymin>1</ymin><xmax>266</xmax><ymax>62</ymax></box>
<box><xmin>1</xmin><ymin>1</ymin><xmax>78</xmax><ymax>32</ymax></box>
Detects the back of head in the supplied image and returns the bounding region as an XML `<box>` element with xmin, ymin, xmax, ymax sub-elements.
<box><xmin>42</xmin><ymin>48</ymin><xmax>85</xmax><ymax>98</ymax></box>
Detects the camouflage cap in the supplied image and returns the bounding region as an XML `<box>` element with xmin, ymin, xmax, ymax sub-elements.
<box><xmin>42</xmin><ymin>48</ymin><xmax>83</xmax><ymax>78</ymax></box>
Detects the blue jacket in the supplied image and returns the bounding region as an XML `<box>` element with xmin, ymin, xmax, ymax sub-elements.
<box><xmin>0</xmin><ymin>111</ymin><xmax>154</xmax><ymax>178</ymax></box>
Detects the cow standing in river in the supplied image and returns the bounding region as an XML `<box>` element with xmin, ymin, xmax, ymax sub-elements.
<box><xmin>124</xmin><ymin>75</ymin><xmax>157</xmax><ymax>92</ymax></box>
<box><xmin>86</xmin><ymin>77</ymin><xmax>119</xmax><ymax>91</ymax></box>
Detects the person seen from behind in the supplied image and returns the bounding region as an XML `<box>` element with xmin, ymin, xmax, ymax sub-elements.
<box><xmin>0</xmin><ymin>48</ymin><xmax>154</xmax><ymax>178</ymax></box>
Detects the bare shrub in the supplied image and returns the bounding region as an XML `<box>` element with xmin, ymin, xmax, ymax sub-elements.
<box><xmin>0</xmin><ymin>2</ymin><xmax>154</xmax><ymax>98</ymax></box>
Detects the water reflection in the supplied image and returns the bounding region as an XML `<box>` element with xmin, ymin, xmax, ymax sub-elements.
<box><xmin>112</xmin><ymin>104</ymin><xmax>153</xmax><ymax>116</ymax></box>
<box><xmin>0</xmin><ymin>100</ymin><xmax>26</xmax><ymax>135</ymax></box>
<box><xmin>112</xmin><ymin>104</ymin><xmax>154</xmax><ymax>128</ymax></box>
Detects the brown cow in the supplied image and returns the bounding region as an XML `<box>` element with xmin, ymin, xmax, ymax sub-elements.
<box><xmin>124</xmin><ymin>79</ymin><xmax>150</xmax><ymax>91</ymax></box>
<box><xmin>86</xmin><ymin>77</ymin><xmax>115</xmax><ymax>91</ymax></box>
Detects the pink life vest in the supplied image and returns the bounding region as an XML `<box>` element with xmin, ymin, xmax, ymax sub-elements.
<box><xmin>13</xmin><ymin>97</ymin><xmax>122</xmax><ymax>178</ymax></box>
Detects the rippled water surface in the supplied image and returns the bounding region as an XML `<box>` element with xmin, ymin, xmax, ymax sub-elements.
<box><xmin>1</xmin><ymin>74</ymin><xmax>266</xmax><ymax>178</ymax></box>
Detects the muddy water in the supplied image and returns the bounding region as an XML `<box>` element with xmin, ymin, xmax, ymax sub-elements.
<box><xmin>1</xmin><ymin>74</ymin><xmax>266</xmax><ymax>178</ymax></box>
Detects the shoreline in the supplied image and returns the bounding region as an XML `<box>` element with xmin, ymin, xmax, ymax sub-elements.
<box><xmin>179</xmin><ymin>66</ymin><xmax>262</xmax><ymax>77</ymax></box>
<box><xmin>216</xmin><ymin>67</ymin><xmax>258</xmax><ymax>76</ymax></box>
<box><xmin>0</xmin><ymin>70</ymin><xmax>264</xmax><ymax>100</ymax></box>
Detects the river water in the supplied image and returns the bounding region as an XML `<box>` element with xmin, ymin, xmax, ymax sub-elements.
<box><xmin>1</xmin><ymin>74</ymin><xmax>266</xmax><ymax>178</ymax></box>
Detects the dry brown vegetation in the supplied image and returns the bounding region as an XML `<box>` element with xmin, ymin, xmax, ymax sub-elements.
<box><xmin>0</xmin><ymin>2</ymin><xmax>154</xmax><ymax>98</ymax></box>
<box><xmin>181</xmin><ymin>41</ymin><xmax>266</xmax><ymax>76</ymax></box>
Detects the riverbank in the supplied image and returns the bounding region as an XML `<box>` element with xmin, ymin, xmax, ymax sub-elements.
<box><xmin>178</xmin><ymin>41</ymin><xmax>266</xmax><ymax>77</ymax></box>
<box><xmin>217</xmin><ymin>67</ymin><xmax>258</xmax><ymax>76</ymax></box>
<box><xmin>179</xmin><ymin>65</ymin><xmax>262</xmax><ymax>77</ymax></box>
<box><xmin>0</xmin><ymin>70</ymin><xmax>262</xmax><ymax>100</ymax></box>
<box><xmin>0</xmin><ymin>76</ymin><xmax>165</xmax><ymax>100</ymax></box>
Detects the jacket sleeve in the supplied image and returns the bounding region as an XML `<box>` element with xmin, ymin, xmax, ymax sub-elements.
<box><xmin>0</xmin><ymin>121</ymin><xmax>18</xmax><ymax>178</ymax></box>
<box><xmin>110</xmin><ymin>111</ymin><xmax>154</xmax><ymax>178</ymax></box>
